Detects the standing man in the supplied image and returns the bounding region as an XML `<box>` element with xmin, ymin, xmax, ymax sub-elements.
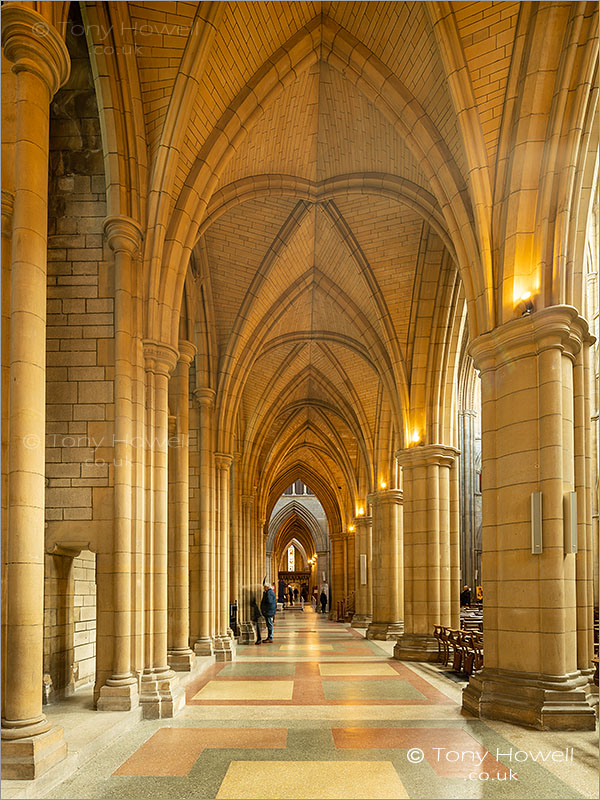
<box><xmin>320</xmin><ymin>588</ymin><xmax>328</xmax><ymax>614</ymax></box>
<box><xmin>260</xmin><ymin>582</ymin><xmax>277</xmax><ymax>643</ymax></box>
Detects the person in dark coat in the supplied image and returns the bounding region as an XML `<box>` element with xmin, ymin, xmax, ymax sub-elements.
<box><xmin>250</xmin><ymin>597</ymin><xmax>262</xmax><ymax>645</ymax></box>
<box><xmin>460</xmin><ymin>585</ymin><xmax>471</xmax><ymax>607</ymax></box>
<box><xmin>288</xmin><ymin>585</ymin><xmax>294</xmax><ymax>605</ymax></box>
<box><xmin>319</xmin><ymin>590</ymin><xmax>327</xmax><ymax>614</ymax></box>
<box><xmin>260</xmin><ymin>583</ymin><xmax>277</xmax><ymax>642</ymax></box>
<box><xmin>293</xmin><ymin>587</ymin><xmax>299</xmax><ymax>602</ymax></box>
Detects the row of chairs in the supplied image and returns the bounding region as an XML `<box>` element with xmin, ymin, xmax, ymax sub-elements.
<box><xmin>433</xmin><ymin>625</ymin><xmax>483</xmax><ymax>676</ymax></box>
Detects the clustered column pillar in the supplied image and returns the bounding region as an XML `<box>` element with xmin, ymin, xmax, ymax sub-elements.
<box><xmin>230</xmin><ymin>453</ymin><xmax>241</xmax><ymax>637</ymax></box>
<box><xmin>351</xmin><ymin>515</ymin><xmax>372</xmax><ymax>628</ymax></box>
<box><xmin>394</xmin><ymin>445</ymin><xmax>460</xmax><ymax>660</ymax></box>
<box><xmin>138</xmin><ymin>342</ymin><xmax>184</xmax><ymax>718</ymax></box>
<box><xmin>329</xmin><ymin>532</ymin><xmax>344</xmax><ymax>618</ymax></box>
<box><xmin>462</xmin><ymin>306</ymin><xmax>596</xmax><ymax>730</ymax></box>
<box><xmin>238</xmin><ymin>495</ymin><xmax>255</xmax><ymax>644</ymax></box>
<box><xmin>1</xmin><ymin>5</ymin><xmax>69</xmax><ymax>779</ymax></box>
<box><xmin>97</xmin><ymin>216</ymin><xmax>144</xmax><ymax>712</ymax></box>
<box><xmin>213</xmin><ymin>453</ymin><xmax>234</xmax><ymax>661</ymax></box>
<box><xmin>167</xmin><ymin>341</ymin><xmax>196</xmax><ymax>671</ymax></box>
<box><xmin>193</xmin><ymin>388</ymin><xmax>215</xmax><ymax>656</ymax></box>
<box><xmin>366</xmin><ymin>490</ymin><xmax>404</xmax><ymax>640</ymax></box>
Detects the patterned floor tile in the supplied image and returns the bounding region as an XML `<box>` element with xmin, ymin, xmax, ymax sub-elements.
<box><xmin>192</xmin><ymin>680</ymin><xmax>294</xmax><ymax>701</ymax></box>
<box><xmin>215</xmin><ymin>760</ymin><xmax>409</xmax><ymax>799</ymax></box>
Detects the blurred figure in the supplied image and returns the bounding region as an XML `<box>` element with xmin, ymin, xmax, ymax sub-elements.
<box><xmin>319</xmin><ymin>589</ymin><xmax>327</xmax><ymax>614</ymax></box>
<box><xmin>460</xmin><ymin>585</ymin><xmax>471</xmax><ymax>606</ymax></box>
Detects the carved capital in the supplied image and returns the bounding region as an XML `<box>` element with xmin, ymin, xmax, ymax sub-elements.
<box><xmin>468</xmin><ymin>305</ymin><xmax>591</xmax><ymax>373</ymax></box>
<box><xmin>103</xmin><ymin>215</ymin><xmax>144</xmax><ymax>255</ymax></box>
<box><xmin>143</xmin><ymin>339</ymin><xmax>179</xmax><ymax>376</ymax></box>
<box><xmin>214</xmin><ymin>452</ymin><xmax>233</xmax><ymax>471</ymax></box>
<box><xmin>193</xmin><ymin>387</ymin><xmax>215</xmax><ymax>408</ymax></box>
<box><xmin>396</xmin><ymin>444</ymin><xmax>459</xmax><ymax>469</ymax></box>
<box><xmin>177</xmin><ymin>340</ymin><xmax>197</xmax><ymax>365</ymax></box>
<box><xmin>366</xmin><ymin>488</ymin><xmax>403</xmax><ymax>506</ymax></box>
<box><xmin>1</xmin><ymin>4</ymin><xmax>70</xmax><ymax>97</ymax></box>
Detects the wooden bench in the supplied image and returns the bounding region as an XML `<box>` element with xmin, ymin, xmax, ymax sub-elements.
<box><xmin>433</xmin><ymin>626</ymin><xmax>483</xmax><ymax>676</ymax></box>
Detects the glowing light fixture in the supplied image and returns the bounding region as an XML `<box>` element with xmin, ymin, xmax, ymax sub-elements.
<box><xmin>518</xmin><ymin>291</ymin><xmax>534</xmax><ymax>316</ymax></box>
<box><xmin>411</xmin><ymin>430</ymin><xmax>420</xmax><ymax>444</ymax></box>
<box><xmin>348</xmin><ymin>525</ymin><xmax>355</xmax><ymax>532</ymax></box>
<box><xmin>380</xmin><ymin>480</ymin><xmax>387</xmax><ymax>490</ymax></box>
<box><xmin>358</xmin><ymin>506</ymin><xmax>364</xmax><ymax>516</ymax></box>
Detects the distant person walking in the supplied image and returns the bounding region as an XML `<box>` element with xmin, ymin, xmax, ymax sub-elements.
<box><xmin>319</xmin><ymin>590</ymin><xmax>327</xmax><ymax>614</ymax></box>
<box><xmin>460</xmin><ymin>585</ymin><xmax>471</xmax><ymax>606</ymax></box>
<box><xmin>261</xmin><ymin>582</ymin><xmax>277</xmax><ymax>642</ymax></box>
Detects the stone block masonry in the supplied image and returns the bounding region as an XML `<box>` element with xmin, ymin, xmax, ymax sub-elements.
<box><xmin>45</xmin><ymin>12</ymin><xmax>113</xmax><ymax>531</ymax></box>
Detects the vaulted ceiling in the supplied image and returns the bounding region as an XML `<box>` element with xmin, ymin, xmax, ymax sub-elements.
<box><xmin>108</xmin><ymin>1</ymin><xmax>526</xmax><ymax>527</ymax></box>
<box><xmin>190</xmin><ymin>31</ymin><xmax>461</xmax><ymax>524</ymax></box>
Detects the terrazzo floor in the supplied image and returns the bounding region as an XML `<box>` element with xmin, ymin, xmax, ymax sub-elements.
<box><xmin>43</xmin><ymin>609</ymin><xmax>598</xmax><ymax>799</ymax></box>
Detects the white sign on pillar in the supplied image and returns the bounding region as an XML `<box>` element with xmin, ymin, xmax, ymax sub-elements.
<box><xmin>360</xmin><ymin>554</ymin><xmax>367</xmax><ymax>585</ymax></box>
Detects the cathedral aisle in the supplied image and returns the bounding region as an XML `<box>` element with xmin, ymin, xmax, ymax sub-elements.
<box><xmin>44</xmin><ymin>609</ymin><xmax>596</xmax><ymax>800</ymax></box>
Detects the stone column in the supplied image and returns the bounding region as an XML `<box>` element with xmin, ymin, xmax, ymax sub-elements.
<box><xmin>329</xmin><ymin>532</ymin><xmax>344</xmax><ymax>618</ymax></box>
<box><xmin>458</xmin><ymin>409</ymin><xmax>477</xmax><ymax>587</ymax></box>
<box><xmin>192</xmin><ymin>388</ymin><xmax>214</xmax><ymax>656</ymax></box>
<box><xmin>573</xmin><ymin>337</ymin><xmax>594</xmax><ymax>677</ymax></box>
<box><xmin>366</xmin><ymin>490</ymin><xmax>404</xmax><ymax>640</ymax></box>
<box><xmin>238</xmin><ymin>495</ymin><xmax>255</xmax><ymax>644</ymax></box>
<box><xmin>1</xmin><ymin>191</ymin><xmax>14</xmax><ymax>725</ymax></box>
<box><xmin>229</xmin><ymin>453</ymin><xmax>241</xmax><ymax>636</ymax></box>
<box><xmin>139</xmin><ymin>342</ymin><xmax>184</xmax><ymax>718</ymax></box>
<box><xmin>213</xmin><ymin>453</ymin><xmax>234</xmax><ymax>661</ymax></box>
<box><xmin>462</xmin><ymin>306</ymin><xmax>596</xmax><ymax>730</ymax></box>
<box><xmin>351</xmin><ymin>515</ymin><xmax>372</xmax><ymax>628</ymax></box>
<box><xmin>394</xmin><ymin>445</ymin><xmax>459</xmax><ymax>660</ymax></box>
<box><xmin>1</xmin><ymin>6</ymin><xmax>69</xmax><ymax>778</ymax></box>
<box><xmin>167</xmin><ymin>341</ymin><xmax>196</xmax><ymax>671</ymax></box>
<box><xmin>96</xmin><ymin>217</ymin><xmax>143</xmax><ymax>712</ymax></box>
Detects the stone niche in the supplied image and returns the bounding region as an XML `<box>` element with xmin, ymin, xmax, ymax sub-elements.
<box><xmin>43</xmin><ymin>549</ymin><xmax>97</xmax><ymax>701</ymax></box>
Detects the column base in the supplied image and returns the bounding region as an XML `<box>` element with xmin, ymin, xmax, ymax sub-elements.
<box><xmin>463</xmin><ymin>666</ymin><xmax>598</xmax><ymax>730</ymax></box>
<box><xmin>366</xmin><ymin>621</ymin><xmax>404</xmax><ymax>640</ymax></box>
<box><xmin>168</xmin><ymin>648</ymin><xmax>195</xmax><ymax>671</ymax></box>
<box><xmin>213</xmin><ymin>635</ymin><xmax>235</xmax><ymax>662</ymax></box>
<box><xmin>194</xmin><ymin>637</ymin><xmax>214</xmax><ymax>656</ymax></box>
<box><xmin>393</xmin><ymin>633</ymin><xmax>439</xmax><ymax>661</ymax></box>
<box><xmin>97</xmin><ymin>678</ymin><xmax>139</xmax><ymax>711</ymax></box>
<box><xmin>1</xmin><ymin>724</ymin><xmax>67</xmax><ymax>780</ymax></box>
<box><xmin>238</xmin><ymin>621</ymin><xmax>254</xmax><ymax>644</ymax></box>
<box><xmin>139</xmin><ymin>670</ymin><xmax>185</xmax><ymax>719</ymax></box>
<box><xmin>350</xmin><ymin>614</ymin><xmax>371</xmax><ymax>629</ymax></box>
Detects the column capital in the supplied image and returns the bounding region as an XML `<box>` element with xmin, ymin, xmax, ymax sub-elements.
<box><xmin>353</xmin><ymin>515</ymin><xmax>372</xmax><ymax>528</ymax></box>
<box><xmin>241</xmin><ymin>494</ymin><xmax>254</xmax><ymax>507</ymax></box>
<box><xmin>469</xmin><ymin>305</ymin><xmax>592</xmax><ymax>373</ymax></box>
<box><xmin>1</xmin><ymin>4</ymin><xmax>70</xmax><ymax>97</ymax></box>
<box><xmin>214</xmin><ymin>452</ymin><xmax>233</xmax><ymax>470</ymax></box>
<box><xmin>103</xmin><ymin>215</ymin><xmax>144</xmax><ymax>255</ymax></box>
<box><xmin>396</xmin><ymin>444</ymin><xmax>459</xmax><ymax>469</ymax></box>
<box><xmin>193</xmin><ymin>387</ymin><xmax>215</xmax><ymax>408</ymax></box>
<box><xmin>177</xmin><ymin>340</ymin><xmax>197</xmax><ymax>365</ymax></box>
<box><xmin>143</xmin><ymin>339</ymin><xmax>179</xmax><ymax>376</ymax></box>
<box><xmin>367</xmin><ymin>488</ymin><xmax>403</xmax><ymax>506</ymax></box>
